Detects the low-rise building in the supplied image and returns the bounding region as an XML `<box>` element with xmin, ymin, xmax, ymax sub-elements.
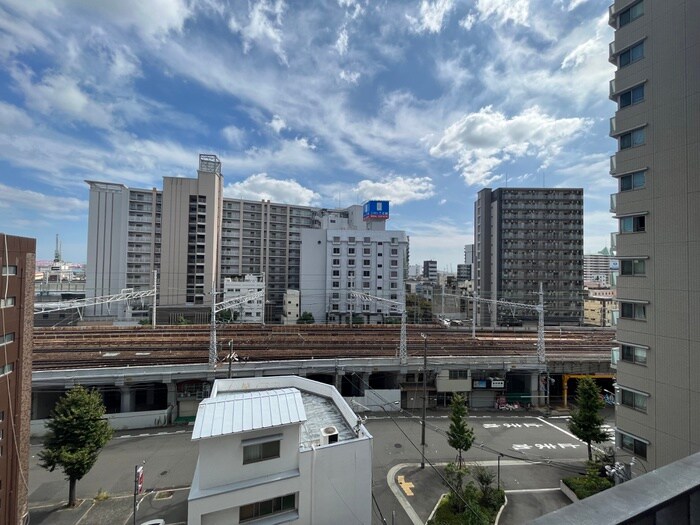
<box><xmin>187</xmin><ymin>376</ymin><xmax>372</xmax><ymax>525</ymax></box>
<box><xmin>222</xmin><ymin>274</ymin><xmax>265</xmax><ymax>323</ymax></box>
<box><xmin>282</xmin><ymin>289</ymin><xmax>300</xmax><ymax>325</ymax></box>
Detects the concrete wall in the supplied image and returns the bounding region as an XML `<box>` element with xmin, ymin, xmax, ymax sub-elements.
<box><xmin>30</xmin><ymin>407</ymin><xmax>172</xmax><ymax>438</ymax></box>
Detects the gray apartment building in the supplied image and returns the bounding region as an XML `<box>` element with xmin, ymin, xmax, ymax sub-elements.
<box><xmin>300</xmin><ymin>204</ymin><xmax>408</xmax><ymax>325</ymax></box>
<box><xmin>474</xmin><ymin>187</ymin><xmax>584</xmax><ymax>327</ymax></box>
<box><xmin>423</xmin><ymin>260</ymin><xmax>437</xmax><ymax>282</ymax></box>
<box><xmin>609</xmin><ymin>0</ymin><xmax>700</xmax><ymax>470</ymax></box>
<box><xmin>86</xmin><ymin>155</ymin><xmax>407</xmax><ymax>323</ymax></box>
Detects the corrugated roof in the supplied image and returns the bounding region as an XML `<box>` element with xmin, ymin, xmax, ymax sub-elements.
<box><xmin>192</xmin><ymin>387</ymin><xmax>307</xmax><ymax>440</ymax></box>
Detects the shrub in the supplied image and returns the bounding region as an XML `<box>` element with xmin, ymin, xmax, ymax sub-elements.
<box><xmin>563</xmin><ymin>474</ymin><xmax>614</xmax><ymax>499</ymax></box>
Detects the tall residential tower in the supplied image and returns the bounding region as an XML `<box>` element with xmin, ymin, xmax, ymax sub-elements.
<box><xmin>609</xmin><ymin>0</ymin><xmax>700</xmax><ymax>469</ymax></box>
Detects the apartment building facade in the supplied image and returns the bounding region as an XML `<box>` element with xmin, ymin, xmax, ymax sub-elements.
<box><xmin>0</xmin><ymin>234</ymin><xmax>34</xmax><ymax>525</ymax></box>
<box><xmin>474</xmin><ymin>188</ymin><xmax>584</xmax><ymax>327</ymax></box>
<box><xmin>300</xmin><ymin>203</ymin><xmax>408</xmax><ymax>324</ymax></box>
<box><xmin>609</xmin><ymin>0</ymin><xmax>700</xmax><ymax>469</ymax></box>
<box><xmin>584</xmin><ymin>253</ymin><xmax>619</xmax><ymax>287</ymax></box>
<box><xmin>423</xmin><ymin>259</ymin><xmax>438</xmax><ymax>282</ymax></box>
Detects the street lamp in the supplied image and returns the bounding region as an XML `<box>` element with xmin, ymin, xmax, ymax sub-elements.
<box><xmin>420</xmin><ymin>333</ymin><xmax>428</xmax><ymax>470</ymax></box>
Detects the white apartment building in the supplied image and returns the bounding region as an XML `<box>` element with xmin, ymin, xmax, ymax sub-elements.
<box><xmin>300</xmin><ymin>202</ymin><xmax>408</xmax><ymax>325</ymax></box>
<box><xmin>222</xmin><ymin>274</ymin><xmax>265</xmax><ymax>323</ymax></box>
<box><xmin>187</xmin><ymin>376</ymin><xmax>372</xmax><ymax>525</ymax></box>
<box><xmin>583</xmin><ymin>253</ymin><xmax>618</xmax><ymax>288</ymax></box>
<box><xmin>609</xmin><ymin>0</ymin><xmax>700</xmax><ymax>470</ymax></box>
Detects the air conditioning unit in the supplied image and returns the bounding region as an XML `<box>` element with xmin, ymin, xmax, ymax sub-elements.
<box><xmin>320</xmin><ymin>426</ymin><xmax>339</xmax><ymax>446</ymax></box>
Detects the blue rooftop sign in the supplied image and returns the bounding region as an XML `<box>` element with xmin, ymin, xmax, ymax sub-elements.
<box><xmin>363</xmin><ymin>200</ymin><xmax>389</xmax><ymax>221</ymax></box>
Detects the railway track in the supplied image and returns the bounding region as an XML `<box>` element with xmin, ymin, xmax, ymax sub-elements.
<box><xmin>32</xmin><ymin>325</ymin><xmax>615</xmax><ymax>371</ymax></box>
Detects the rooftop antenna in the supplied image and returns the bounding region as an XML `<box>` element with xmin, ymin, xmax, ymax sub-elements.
<box><xmin>54</xmin><ymin>234</ymin><xmax>61</xmax><ymax>262</ymax></box>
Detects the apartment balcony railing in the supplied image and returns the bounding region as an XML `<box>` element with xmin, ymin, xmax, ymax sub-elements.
<box><xmin>128</xmin><ymin>225</ymin><xmax>153</xmax><ymax>233</ymax></box>
<box><xmin>610</xmin><ymin>155</ymin><xmax>617</xmax><ymax>174</ymax></box>
<box><xmin>609</xmin><ymin>41</ymin><xmax>617</xmax><ymax>64</ymax></box>
<box><xmin>610</xmin><ymin>116</ymin><xmax>617</xmax><ymax>136</ymax></box>
<box><xmin>610</xmin><ymin>232</ymin><xmax>618</xmax><ymax>254</ymax></box>
<box><xmin>610</xmin><ymin>193</ymin><xmax>617</xmax><ymax>213</ymax></box>
<box><xmin>608</xmin><ymin>4</ymin><xmax>616</xmax><ymax>27</ymax></box>
<box><xmin>609</xmin><ymin>78</ymin><xmax>617</xmax><ymax>99</ymax></box>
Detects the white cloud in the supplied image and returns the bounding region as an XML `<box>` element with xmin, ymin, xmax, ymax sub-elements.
<box><xmin>355</xmin><ymin>175</ymin><xmax>435</xmax><ymax>205</ymax></box>
<box><xmin>339</xmin><ymin>70</ymin><xmax>360</xmax><ymax>84</ymax></box>
<box><xmin>338</xmin><ymin>0</ymin><xmax>364</xmax><ymax>19</ymax></box>
<box><xmin>222</xmin><ymin>125</ymin><xmax>246</xmax><ymax>146</ymax></box>
<box><xmin>229</xmin><ymin>0</ymin><xmax>288</xmax><ymax>64</ymax></box>
<box><xmin>0</xmin><ymin>101</ymin><xmax>33</xmax><ymax>131</ymax></box>
<box><xmin>335</xmin><ymin>27</ymin><xmax>349</xmax><ymax>55</ymax></box>
<box><xmin>268</xmin><ymin>114</ymin><xmax>286</xmax><ymax>134</ymax></box>
<box><xmin>223</xmin><ymin>173</ymin><xmax>320</xmax><ymax>206</ymax></box>
<box><xmin>567</xmin><ymin>0</ymin><xmax>589</xmax><ymax>11</ymax></box>
<box><xmin>16</xmin><ymin>71</ymin><xmax>112</xmax><ymax>128</ymax></box>
<box><xmin>0</xmin><ymin>183</ymin><xmax>87</xmax><ymax>218</ymax></box>
<box><xmin>474</xmin><ymin>0</ymin><xmax>530</xmax><ymax>27</ymax></box>
<box><xmin>294</xmin><ymin>137</ymin><xmax>316</xmax><ymax>150</ymax></box>
<box><xmin>407</xmin><ymin>0</ymin><xmax>455</xmax><ymax>34</ymax></box>
<box><xmin>458</xmin><ymin>12</ymin><xmax>477</xmax><ymax>30</ymax></box>
<box><xmin>430</xmin><ymin>106</ymin><xmax>591</xmax><ymax>186</ymax></box>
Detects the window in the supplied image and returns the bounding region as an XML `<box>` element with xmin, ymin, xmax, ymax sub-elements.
<box><xmin>391</xmin><ymin>249</ymin><xmax>398</xmax><ymax>256</ymax></box>
<box><xmin>621</xmin><ymin>344</ymin><xmax>647</xmax><ymax>365</ymax></box>
<box><xmin>0</xmin><ymin>333</ymin><xmax>14</xmax><ymax>347</ymax></box>
<box><xmin>363</xmin><ymin>270</ymin><xmax>370</xmax><ymax>277</ymax></box>
<box><xmin>0</xmin><ymin>297</ymin><xmax>15</xmax><ymax>308</ymax></box>
<box><xmin>620</xmin><ymin>215</ymin><xmax>646</xmax><ymax>233</ymax></box>
<box><xmin>619</xmin><ymin>128</ymin><xmax>645</xmax><ymax>149</ymax></box>
<box><xmin>362</xmin><ymin>303</ymin><xmax>370</xmax><ymax>311</ymax></box>
<box><xmin>620</xmin><ymin>171</ymin><xmax>645</xmax><ymax>191</ymax></box>
<box><xmin>390</xmin><ymin>282</ymin><xmax>397</xmax><ymax>289</ymax></box>
<box><xmin>620</xmin><ymin>301</ymin><xmax>646</xmax><ymax>320</ymax></box>
<box><xmin>390</xmin><ymin>294</ymin><xmax>397</xmax><ymax>300</ymax></box>
<box><xmin>620</xmin><ymin>258</ymin><xmax>646</xmax><ymax>276</ymax></box>
<box><xmin>363</xmin><ymin>259</ymin><xmax>370</xmax><ymax>266</ymax></box>
<box><xmin>332</xmin><ymin>247</ymin><xmax>340</xmax><ymax>255</ymax></box>
<box><xmin>332</xmin><ymin>304</ymin><xmax>339</xmax><ymax>311</ymax></box>
<box><xmin>347</xmin><ymin>270</ymin><xmax>355</xmax><ymax>277</ymax></box>
<box><xmin>619</xmin><ymin>84</ymin><xmax>644</xmax><ymax>108</ymax></box>
<box><xmin>332</xmin><ymin>258</ymin><xmax>340</xmax><ymax>266</ymax></box>
<box><xmin>390</xmin><ymin>271</ymin><xmax>398</xmax><ymax>278</ymax></box>
<box><xmin>363</xmin><ymin>248</ymin><xmax>371</xmax><ymax>255</ymax></box>
<box><xmin>362</xmin><ymin>281</ymin><xmax>370</xmax><ymax>289</ymax></box>
<box><xmin>449</xmin><ymin>370</ymin><xmax>469</xmax><ymax>380</ymax></box>
<box><xmin>619</xmin><ymin>431</ymin><xmax>647</xmax><ymax>459</ymax></box>
<box><xmin>1</xmin><ymin>266</ymin><xmax>17</xmax><ymax>276</ymax></box>
<box><xmin>239</xmin><ymin>494</ymin><xmax>296</xmax><ymax>522</ymax></box>
<box><xmin>620</xmin><ymin>387</ymin><xmax>648</xmax><ymax>412</ymax></box>
<box><xmin>332</xmin><ymin>281</ymin><xmax>340</xmax><ymax>288</ymax></box>
<box><xmin>348</xmin><ymin>247</ymin><xmax>355</xmax><ymax>255</ymax></box>
<box><xmin>348</xmin><ymin>259</ymin><xmax>355</xmax><ymax>266</ymax></box>
<box><xmin>332</xmin><ymin>270</ymin><xmax>340</xmax><ymax>277</ymax></box>
<box><xmin>618</xmin><ymin>1</ymin><xmax>643</xmax><ymax>27</ymax></box>
<box><xmin>363</xmin><ymin>237</ymin><xmax>371</xmax><ymax>243</ymax></box>
<box><xmin>243</xmin><ymin>439</ymin><xmax>281</xmax><ymax>464</ymax></box>
<box><xmin>348</xmin><ymin>237</ymin><xmax>355</xmax><ymax>244</ymax></box>
<box><xmin>619</xmin><ymin>41</ymin><xmax>644</xmax><ymax>67</ymax></box>
<box><xmin>332</xmin><ymin>236</ymin><xmax>340</xmax><ymax>243</ymax></box>
<box><xmin>390</xmin><ymin>260</ymin><xmax>398</xmax><ymax>267</ymax></box>
<box><xmin>0</xmin><ymin>363</ymin><xmax>13</xmax><ymax>377</ymax></box>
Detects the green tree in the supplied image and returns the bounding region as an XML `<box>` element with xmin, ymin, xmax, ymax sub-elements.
<box><xmin>38</xmin><ymin>386</ymin><xmax>114</xmax><ymax>507</ymax></box>
<box><xmin>447</xmin><ymin>393</ymin><xmax>475</xmax><ymax>468</ymax></box>
<box><xmin>568</xmin><ymin>377</ymin><xmax>607</xmax><ymax>460</ymax></box>
<box><xmin>297</xmin><ymin>311</ymin><xmax>315</xmax><ymax>324</ymax></box>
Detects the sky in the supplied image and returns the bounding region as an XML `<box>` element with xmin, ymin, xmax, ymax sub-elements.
<box><xmin>0</xmin><ymin>0</ymin><xmax>617</xmax><ymax>270</ymax></box>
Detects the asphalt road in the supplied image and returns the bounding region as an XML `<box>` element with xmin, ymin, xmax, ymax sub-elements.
<box><xmin>28</xmin><ymin>410</ymin><xmax>615</xmax><ymax>524</ymax></box>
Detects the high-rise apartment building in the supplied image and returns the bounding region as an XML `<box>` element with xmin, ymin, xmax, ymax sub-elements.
<box><xmin>86</xmin><ymin>156</ymin><xmax>407</xmax><ymax>323</ymax></box>
<box><xmin>609</xmin><ymin>0</ymin><xmax>700</xmax><ymax>469</ymax></box>
<box><xmin>0</xmin><ymin>234</ymin><xmax>34</xmax><ymax>525</ymax></box>
<box><xmin>474</xmin><ymin>188</ymin><xmax>584</xmax><ymax>326</ymax></box>
<box><xmin>584</xmin><ymin>253</ymin><xmax>618</xmax><ymax>287</ymax></box>
<box><xmin>423</xmin><ymin>260</ymin><xmax>437</xmax><ymax>282</ymax></box>
<box><xmin>300</xmin><ymin>202</ymin><xmax>408</xmax><ymax>324</ymax></box>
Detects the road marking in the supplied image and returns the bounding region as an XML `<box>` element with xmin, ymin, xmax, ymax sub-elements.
<box><xmin>537</xmin><ymin>417</ymin><xmax>606</xmax><ymax>454</ymax></box>
<box><xmin>397</xmin><ymin>475</ymin><xmax>415</xmax><ymax>496</ymax></box>
<box><xmin>387</xmin><ymin>464</ymin><xmax>423</xmax><ymax>525</ymax></box>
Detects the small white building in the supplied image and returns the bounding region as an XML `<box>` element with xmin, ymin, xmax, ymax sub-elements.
<box><xmin>222</xmin><ymin>274</ymin><xmax>265</xmax><ymax>323</ymax></box>
<box><xmin>187</xmin><ymin>376</ymin><xmax>373</xmax><ymax>525</ymax></box>
<box><xmin>282</xmin><ymin>289</ymin><xmax>300</xmax><ymax>325</ymax></box>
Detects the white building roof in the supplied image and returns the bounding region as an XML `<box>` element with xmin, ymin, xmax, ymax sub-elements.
<box><xmin>192</xmin><ymin>387</ymin><xmax>307</xmax><ymax>440</ymax></box>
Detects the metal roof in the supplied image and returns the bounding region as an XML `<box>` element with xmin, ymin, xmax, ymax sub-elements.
<box><xmin>192</xmin><ymin>387</ymin><xmax>307</xmax><ymax>440</ymax></box>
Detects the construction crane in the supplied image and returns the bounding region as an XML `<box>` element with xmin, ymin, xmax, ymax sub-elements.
<box><xmin>209</xmin><ymin>289</ymin><xmax>266</xmax><ymax>368</ymax></box>
<box><xmin>34</xmin><ymin>276</ymin><xmax>157</xmax><ymax>322</ymax></box>
<box><xmin>349</xmin><ymin>291</ymin><xmax>407</xmax><ymax>365</ymax></box>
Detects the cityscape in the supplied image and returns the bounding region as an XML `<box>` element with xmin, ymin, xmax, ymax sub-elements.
<box><xmin>1</xmin><ymin>0</ymin><xmax>699</xmax><ymax>524</ymax></box>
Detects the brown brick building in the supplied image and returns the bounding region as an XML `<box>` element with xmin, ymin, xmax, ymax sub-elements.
<box><xmin>0</xmin><ymin>234</ymin><xmax>35</xmax><ymax>524</ymax></box>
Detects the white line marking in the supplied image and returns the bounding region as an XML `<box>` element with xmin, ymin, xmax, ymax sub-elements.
<box><xmin>536</xmin><ymin>417</ymin><xmax>606</xmax><ymax>454</ymax></box>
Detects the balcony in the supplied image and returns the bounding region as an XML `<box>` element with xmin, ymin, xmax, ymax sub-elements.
<box><xmin>611</xmin><ymin>346</ymin><xmax>619</xmax><ymax>369</ymax></box>
<box><xmin>610</xmin><ymin>116</ymin><xmax>617</xmax><ymax>136</ymax></box>
<box><xmin>610</xmin><ymin>155</ymin><xmax>617</xmax><ymax>174</ymax></box>
<box><xmin>610</xmin><ymin>193</ymin><xmax>617</xmax><ymax>213</ymax></box>
<box><xmin>609</xmin><ymin>78</ymin><xmax>617</xmax><ymax>100</ymax></box>
<box><xmin>608</xmin><ymin>3</ymin><xmax>616</xmax><ymax>27</ymax></box>
<box><xmin>610</xmin><ymin>232</ymin><xmax>618</xmax><ymax>255</ymax></box>
<box><xmin>609</xmin><ymin>41</ymin><xmax>617</xmax><ymax>64</ymax></box>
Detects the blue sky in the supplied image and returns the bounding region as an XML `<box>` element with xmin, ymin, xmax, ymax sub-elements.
<box><xmin>0</xmin><ymin>0</ymin><xmax>617</xmax><ymax>270</ymax></box>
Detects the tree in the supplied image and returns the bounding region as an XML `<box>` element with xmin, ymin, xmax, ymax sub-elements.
<box><xmin>447</xmin><ymin>393</ymin><xmax>475</xmax><ymax>468</ymax></box>
<box><xmin>297</xmin><ymin>311</ymin><xmax>315</xmax><ymax>324</ymax></box>
<box><xmin>568</xmin><ymin>377</ymin><xmax>607</xmax><ymax>460</ymax></box>
<box><xmin>38</xmin><ymin>386</ymin><xmax>114</xmax><ymax>507</ymax></box>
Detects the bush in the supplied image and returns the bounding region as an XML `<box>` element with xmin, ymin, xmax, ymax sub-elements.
<box><xmin>563</xmin><ymin>474</ymin><xmax>613</xmax><ymax>499</ymax></box>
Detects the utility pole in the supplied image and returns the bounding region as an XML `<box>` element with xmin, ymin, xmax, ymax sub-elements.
<box><xmin>209</xmin><ymin>281</ymin><xmax>217</xmax><ymax>368</ymax></box>
<box><xmin>420</xmin><ymin>333</ymin><xmax>428</xmax><ymax>469</ymax></box>
<box><xmin>227</xmin><ymin>340</ymin><xmax>233</xmax><ymax>379</ymax></box>
<box><xmin>152</xmin><ymin>270</ymin><xmax>157</xmax><ymax>329</ymax></box>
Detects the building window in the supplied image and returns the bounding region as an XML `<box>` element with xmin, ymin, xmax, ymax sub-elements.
<box><xmin>619</xmin><ymin>128</ymin><xmax>645</xmax><ymax>150</ymax></box>
<box><xmin>619</xmin><ymin>84</ymin><xmax>644</xmax><ymax>108</ymax></box>
<box><xmin>620</xmin><ymin>259</ymin><xmax>646</xmax><ymax>276</ymax></box>
<box><xmin>621</xmin><ymin>344</ymin><xmax>647</xmax><ymax>365</ymax></box>
<box><xmin>348</xmin><ymin>237</ymin><xmax>355</xmax><ymax>244</ymax></box>
<box><xmin>332</xmin><ymin>236</ymin><xmax>340</xmax><ymax>244</ymax></box>
<box><xmin>620</xmin><ymin>171</ymin><xmax>645</xmax><ymax>191</ymax></box>
<box><xmin>239</xmin><ymin>494</ymin><xmax>296</xmax><ymax>522</ymax></box>
<box><xmin>348</xmin><ymin>247</ymin><xmax>355</xmax><ymax>255</ymax></box>
<box><xmin>363</xmin><ymin>248</ymin><xmax>371</xmax><ymax>255</ymax></box>
<box><xmin>362</xmin><ymin>281</ymin><xmax>370</xmax><ymax>289</ymax></box>
<box><xmin>391</xmin><ymin>249</ymin><xmax>398</xmax><ymax>256</ymax></box>
<box><xmin>332</xmin><ymin>270</ymin><xmax>340</xmax><ymax>277</ymax></box>
<box><xmin>363</xmin><ymin>270</ymin><xmax>370</xmax><ymax>277</ymax></box>
<box><xmin>390</xmin><ymin>260</ymin><xmax>398</xmax><ymax>267</ymax></box>
<box><xmin>347</xmin><ymin>270</ymin><xmax>355</xmax><ymax>277</ymax></box>
<box><xmin>332</xmin><ymin>281</ymin><xmax>340</xmax><ymax>288</ymax></box>
<box><xmin>390</xmin><ymin>271</ymin><xmax>398</xmax><ymax>278</ymax></box>
<box><xmin>390</xmin><ymin>294</ymin><xmax>397</xmax><ymax>300</ymax></box>
<box><xmin>0</xmin><ymin>363</ymin><xmax>13</xmax><ymax>377</ymax></box>
<box><xmin>332</xmin><ymin>304</ymin><xmax>339</xmax><ymax>311</ymax></box>
<box><xmin>619</xmin><ymin>41</ymin><xmax>644</xmax><ymax>67</ymax></box>
<box><xmin>618</xmin><ymin>1</ymin><xmax>643</xmax><ymax>27</ymax></box>
<box><xmin>620</xmin><ymin>301</ymin><xmax>646</xmax><ymax>320</ymax></box>
<box><xmin>0</xmin><ymin>333</ymin><xmax>14</xmax><ymax>347</ymax></box>
<box><xmin>332</xmin><ymin>259</ymin><xmax>340</xmax><ymax>266</ymax></box>
<box><xmin>363</xmin><ymin>259</ymin><xmax>370</xmax><ymax>266</ymax></box>
<box><xmin>348</xmin><ymin>259</ymin><xmax>355</xmax><ymax>266</ymax></box>
<box><xmin>620</xmin><ymin>387</ymin><xmax>648</xmax><ymax>412</ymax></box>
<box><xmin>619</xmin><ymin>215</ymin><xmax>645</xmax><ymax>233</ymax></box>
<box><xmin>363</xmin><ymin>237</ymin><xmax>371</xmax><ymax>244</ymax></box>
<box><xmin>0</xmin><ymin>297</ymin><xmax>15</xmax><ymax>308</ymax></box>
<box><xmin>362</xmin><ymin>304</ymin><xmax>370</xmax><ymax>311</ymax></box>
<box><xmin>390</xmin><ymin>282</ymin><xmax>397</xmax><ymax>289</ymax></box>
<box><xmin>449</xmin><ymin>370</ymin><xmax>469</xmax><ymax>380</ymax></box>
<box><xmin>619</xmin><ymin>431</ymin><xmax>647</xmax><ymax>459</ymax></box>
<box><xmin>332</xmin><ymin>247</ymin><xmax>340</xmax><ymax>255</ymax></box>
<box><xmin>242</xmin><ymin>439</ymin><xmax>281</xmax><ymax>464</ymax></box>
<box><xmin>1</xmin><ymin>266</ymin><xmax>17</xmax><ymax>276</ymax></box>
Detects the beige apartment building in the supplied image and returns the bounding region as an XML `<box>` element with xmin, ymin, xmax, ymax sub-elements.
<box><xmin>609</xmin><ymin>0</ymin><xmax>700</xmax><ymax>469</ymax></box>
